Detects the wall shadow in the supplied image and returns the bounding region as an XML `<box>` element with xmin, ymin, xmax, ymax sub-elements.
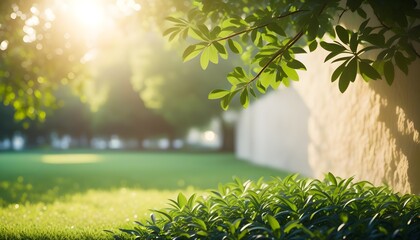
<box><xmin>370</xmin><ymin>62</ymin><xmax>420</xmax><ymax>194</ymax></box>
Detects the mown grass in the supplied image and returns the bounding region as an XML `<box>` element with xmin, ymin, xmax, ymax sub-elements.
<box><xmin>0</xmin><ymin>151</ymin><xmax>289</xmax><ymax>239</ymax></box>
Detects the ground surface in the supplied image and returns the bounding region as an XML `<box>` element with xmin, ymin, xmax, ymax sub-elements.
<box><xmin>0</xmin><ymin>151</ymin><xmax>288</xmax><ymax>239</ymax></box>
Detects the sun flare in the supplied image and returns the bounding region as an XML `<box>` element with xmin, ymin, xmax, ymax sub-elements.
<box><xmin>66</xmin><ymin>0</ymin><xmax>108</xmax><ymax>31</ymax></box>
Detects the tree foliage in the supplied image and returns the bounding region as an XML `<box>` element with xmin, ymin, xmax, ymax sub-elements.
<box><xmin>0</xmin><ymin>0</ymin><xmax>189</xmax><ymax>123</ymax></box>
<box><xmin>166</xmin><ymin>0</ymin><xmax>420</xmax><ymax>109</ymax></box>
<box><xmin>130</xmin><ymin>32</ymin><xmax>235</xmax><ymax>135</ymax></box>
<box><xmin>0</xmin><ymin>0</ymin><xmax>90</xmax><ymax>122</ymax></box>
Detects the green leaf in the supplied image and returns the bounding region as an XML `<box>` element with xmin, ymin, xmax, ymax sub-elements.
<box><xmin>349</xmin><ymin>32</ymin><xmax>358</xmax><ymax>52</ymax></box>
<box><xmin>228</xmin><ymin>39</ymin><xmax>242</xmax><ymax>54</ymax></box>
<box><xmin>346</xmin><ymin>0</ymin><xmax>363</xmax><ymax>11</ymax></box>
<box><xmin>327</xmin><ymin>172</ymin><xmax>338</xmax><ymax>186</ymax></box>
<box><xmin>339</xmin><ymin>58</ymin><xmax>357</xmax><ymax>92</ymax></box>
<box><xmin>336</xmin><ymin>25</ymin><xmax>349</xmax><ymax>44</ymax></box>
<box><xmin>331</xmin><ymin>62</ymin><xmax>346</xmax><ymax>82</ymax></box>
<box><xmin>213</xmin><ymin>41</ymin><xmax>226</xmax><ymax>55</ymax></box>
<box><xmin>394</xmin><ymin>52</ymin><xmax>408</xmax><ymax>75</ymax></box>
<box><xmin>309</xmin><ymin>40</ymin><xmax>318</xmax><ymax>52</ymax></box>
<box><xmin>197</xmin><ymin>24</ymin><xmax>210</xmax><ymax>38</ymax></box>
<box><xmin>260</xmin><ymin>70</ymin><xmax>276</xmax><ymax>88</ymax></box>
<box><xmin>320</xmin><ymin>42</ymin><xmax>346</xmax><ymax>52</ymax></box>
<box><xmin>256</xmin><ymin>80</ymin><xmax>266</xmax><ymax>93</ymax></box>
<box><xmin>194</xmin><ymin>218</ymin><xmax>207</xmax><ymax>231</ymax></box>
<box><xmin>210</xmin><ymin>26</ymin><xmax>221</xmax><ymax>39</ymax></box>
<box><xmin>166</xmin><ymin>16</ymin><xmax>186</xmax><ymax>24</ymax></box>
<box><xmin>383</xmin><ymin>61</ymin><xmax>394</xmax><ymax>85</ymax></box>
<box><xmin>324</xmin><ymin>51</ymin><xmax>343</xmax><ymax>62</ymax></box>
<box><xmin>284</xmin><ymin>221</ymin><xmax>302</xmax><ymax>234</ymax></box>
<box><xmin>287</xmin><ymin>59</ymin><xmax>307</xmax><ymax>70</ymax></box>
<box><xmin>209</xmin><ymin>44</ymin><xmax>219</xmax><ymax>64</ymax></box>
<box><xmin>208</xmin><ymin>89</ymin><xmax>230</xmax><ymax>99</ymax></box>
<box><xmin>249</xmin><ymin>87</ymin><xmax>257</xmax><ymax>97</ymax></box>
<box><xmin>220</xmin><ymin>90</ymin><xmax>239</xmax><ymax>110</ymax></box>
<box><xmin>356</xmin><ymin>7</ymin><xmax>367</xmax><ymax>18</ymax></box>
<box><xmin>359</xmin><ymin>19</ymin><xmax>370</xmax><ymax>32</ymax></box>
<box><xmin>240</xmin><ymin>88</ymin><xmax>250</xmax><ymax>108</ymax></box>
<box><xmin>190</xmin><ymin>28</ymin><xmax>208</xmax><ymax>41</ymax></box>
<box><xmin>359</xmin><ymin>61</ymin><xmax>381</xmax><ymax>81</ymax></box>
<box><xmin>182</xmin><ymin>45</ymin><xmax>202</xmax><ymax>62</ymax></box>
<box><xmin>282</xmin><ymin>65</ymin><xmax>299</xmax><ymax>81</ymax></box>
<box><xmin>200</xmin><ymin>47</ymin><xmax>210</xmax><ymax>70</ymax></box>
<box><xmin>266</xmin><ymin>215</ymin><xmax>280</xmax><ymax>231</ymax></box>
<box><xmin>177</xmin><ymin>193</ymin><xmax>188</xmax><ymax>208</ymax></box>
<box><xmin>307</xmin><ymin>19</ymin><xmax>319</xmax><ymax>41</ymax></box>
<box><xmin>290</xmin><ymin>47</ymin><xmax>307</xmax><ymax>54</ymax></box>
<box><xmin>364</xmin><ymin>34</ymin><xmax>385</xmax><ymax>47</ymax></box>
<box><xmin>163</xmin><ymin>27</ymin><xmax>180</xmax><ymax>37</ymax></box>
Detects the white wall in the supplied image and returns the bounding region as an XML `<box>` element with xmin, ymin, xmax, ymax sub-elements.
<box><xmin>236</xmin><ymin>87</ymin><xmax>311</xmax><ymax>176</ymax></box>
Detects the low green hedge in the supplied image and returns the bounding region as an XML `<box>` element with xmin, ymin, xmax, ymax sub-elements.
<box><xmin>110</xmin><ymin>173</ymin><xmax>420</xmax><ymax>239</ymax></box>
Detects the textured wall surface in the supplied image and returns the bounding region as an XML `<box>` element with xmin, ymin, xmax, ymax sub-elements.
<box><xmin>236</xmin><ymin>47</ymin><xmax>420</xmax><ymax>194</ymax></box>
<box><xmin>296</xmin><ymin>49</ymin><xmax>420</xmax><ymax>194</ymax></box>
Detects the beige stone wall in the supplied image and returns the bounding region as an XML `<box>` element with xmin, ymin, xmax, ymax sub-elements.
<box><xmin>236</xmin><ymin>47</ymin><xmax>420</xmax><ymax>194</ymax></box>
<box><xmin>295</xmin><ymin>48</ymin><xmax>420</xmax><ymax>194</ymax></box>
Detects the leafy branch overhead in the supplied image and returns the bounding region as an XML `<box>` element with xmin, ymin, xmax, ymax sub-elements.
<box><xmin>165</xmin><ymin>0</ymin><xmax>420</xmax><ymax>110</ymax></box>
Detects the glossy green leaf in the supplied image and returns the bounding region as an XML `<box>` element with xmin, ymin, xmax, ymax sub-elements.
<box><xmin>260</xmin><ymin>70</ymin><xmax>276</xmax><ymax>88</ymax></box>
<box><xmin>200</xmin><ymin>47</ymin><xmax>210</xmax><ymax>70</ymax></box>
<box><xmin>208</xmin><ymin>89</ymin><xmax>230</xmax><ymax>99</ymax></box>
<box><xmin>283</xmin><ymin>65</ymin><xmax>299</xmax><ymax>81</ymax></box>
<box><xmin>177</xmin><ymin>193</ymin><xmax>188</xmax><ymax>209</ymax></box>
<box><xmin>327</xmin><ymin>172</ymin><xmax>338</xmax><ymax>186</ymax></box>
<box><xmin>183</xmin><ymin>44</ymin><xmax>203</xmax><ymax>62</ymax></box>
<box><xmin>284</xmin><ymin>221</ymin><xmax>302</xmax><ymax>234</ymax></box>
<box><xmin>266</xmin><ymin>215</ymin><xmax>280</xmax><ymax>231</ymax></box>
<box><xmin>209</xmin><ymin>44</ymin><xmax>219</xmax><ymax>64</ymax></box>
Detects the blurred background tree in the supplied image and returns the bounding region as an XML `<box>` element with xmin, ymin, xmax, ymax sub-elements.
<box><xmin>0</xmin><ymin>0</ymin><xmax>238</xmax><ymax>150</ymax></box>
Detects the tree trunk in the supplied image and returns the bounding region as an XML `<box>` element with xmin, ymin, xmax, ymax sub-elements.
<box><xmin>220</xmin><ymin>120</ymin><xmax>235</xmax><ymax>152</ymax></box>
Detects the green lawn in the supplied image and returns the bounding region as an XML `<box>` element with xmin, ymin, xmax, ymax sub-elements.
<box><xmin>0</xmin><ymin>151</ymin><xmax>288</xmax><ymax>239</ymax></box>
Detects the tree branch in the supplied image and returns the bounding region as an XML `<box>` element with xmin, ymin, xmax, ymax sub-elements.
<box><xmin>213</xmin><ymin>10</ymin><xmax>306</xmax><ymax>43</ymax></box>
<box><xmin>248</xmin><ymin>31</ymin><xmax>304</xmax><ymax>85</ymax></box>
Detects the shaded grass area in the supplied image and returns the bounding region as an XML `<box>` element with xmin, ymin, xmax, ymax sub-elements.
<box><xmin>0</xmin><ymin>151</ymin><xmax>288</xmax><ymax>239</ymax></box>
